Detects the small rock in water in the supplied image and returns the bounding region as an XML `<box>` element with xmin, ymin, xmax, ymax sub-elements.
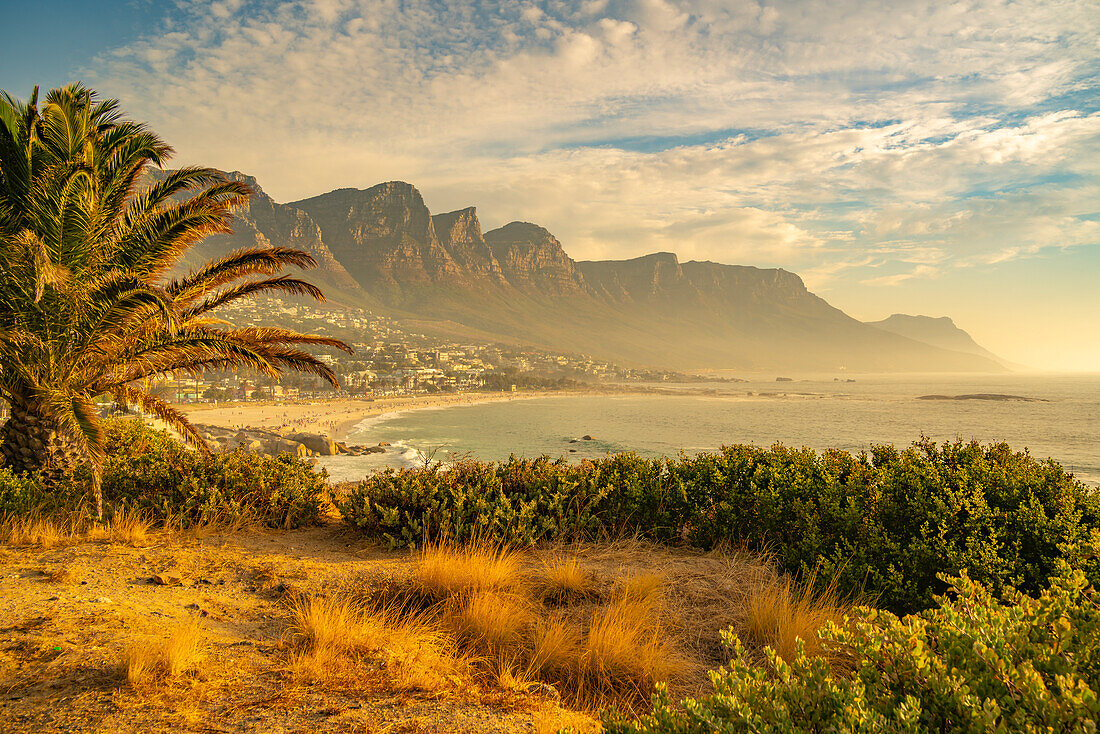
<box><xmin>582</xmin><ymin>435</ymin><xmax>594</xmax><ymax>441</ymax></box>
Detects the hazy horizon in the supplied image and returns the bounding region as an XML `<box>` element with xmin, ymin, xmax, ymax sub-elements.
<box><xmin>3</xmin><ymin>0</ymin><xmax>1097</xmax><ymax>370</ymax></box>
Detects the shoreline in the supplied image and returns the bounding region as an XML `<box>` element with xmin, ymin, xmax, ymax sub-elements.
<box><xmin>179</xmin><ymin>389</ymin><xmax>625</xmax><ymax>442</ymax></box>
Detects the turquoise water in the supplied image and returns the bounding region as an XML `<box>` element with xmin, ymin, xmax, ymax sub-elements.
<box><xmin>318</xmin><ymin>374</ymin><xmax>1100</xmax><ymax>486</ymax></box>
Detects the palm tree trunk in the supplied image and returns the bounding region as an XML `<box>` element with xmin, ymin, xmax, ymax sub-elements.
<box><xmin>0</xmin><ymin>396</ymin><xmax>96</xmax><ymax>515</ymax></box>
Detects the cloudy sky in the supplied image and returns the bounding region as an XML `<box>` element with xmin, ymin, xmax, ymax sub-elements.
<box><xmin>4</xmin><ymin>0</ymin><xmax>1098</xmax><ymax>370</ymax></box>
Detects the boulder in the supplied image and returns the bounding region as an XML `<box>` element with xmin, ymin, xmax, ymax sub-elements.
<box><xmin>286</xmin><ymin>432</ymin><xmax>337</xmax><ymax>456</ymax></box>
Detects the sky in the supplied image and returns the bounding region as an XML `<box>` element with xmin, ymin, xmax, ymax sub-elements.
<box><xmin>2</xmin><ymin>0</ymin><xmax>1098</xmax><ymax>370</ymax></box>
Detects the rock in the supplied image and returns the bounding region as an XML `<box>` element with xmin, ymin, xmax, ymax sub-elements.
<box><xmin>582</xmin><ymin>435</ymin><xmax>594</xmax><ymax>441</ymax></box>
<box><xmin>286</xmin><ymin>432</ymin><xmax>337</xmax><ymax>456</ymax></box>
<box><xmin>262</xmin><ymin>437</ymin><xmax>311</xmax><ymax>456</ymax></box>
<box><xmin>526</xmin><ymin>681</ymin><xmax>561</xmax><ymax>701</ymax></box>
<box><xmin>916</xmin><ymin>393</ymin><xmax>1045</xmax><ymax>402</ymax></box>
<box><xmin>95</xmin><ymin>597</ymin><xmax>112</xmax><ymax>604</ymax></box>
<box><xmin>377</xmin><ymin>441</ymin><xmax>391</xmax><ymax>447</ymax></box>
<box><xmin>154</xmin><ymin>570</ymin><xmax>184</xmax><ymax>586</ymax></box>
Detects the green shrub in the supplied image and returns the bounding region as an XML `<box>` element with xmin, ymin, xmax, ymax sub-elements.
<box><xmin>340</xmin><ymin>439</ymin><xmax>1100</xmax><ymax>615</ymax></box>
<box><xmin>602</xmin><ymin>568</ymin><xmax>1100</xmax><ymax>734</ymax></box>
<box><xmin>339</xmin><ymin>455</ymin><xmax>602</xmax><ymax>548</ymax></box>
<box><xmin>89</xmin><ymin>418</ymin><xmax>325</xmax><ymax>528</ymax></box>
<box><xmin>0</xmin><ymin>467</ymin><xmax>45</xmax><ymax>515</ymax></box>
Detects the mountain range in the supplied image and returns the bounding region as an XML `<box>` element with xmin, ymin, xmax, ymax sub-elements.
<box><xmin>166</xmin><ymin>170</ymin><xmax>1007</xmax><ymax>373</ymax></box>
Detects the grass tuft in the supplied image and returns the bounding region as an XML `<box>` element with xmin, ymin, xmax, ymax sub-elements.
<box><xmin>742</xmin><ymin>571</ymin><xmax>856</xmax><ymax>669</ymax></box>
<box><xmin>445</xmin><ymin>590</ymin><xmax>532</xmax><ymax>655</ymax></box>
<box><xmin>285</xmin><ymin>591</ymin><xmax>459</xmax><ymax>695</ymax></box>
<box><xmin>576</xmin><ymin>594</ymin><xmax>683</xmax><ymax>702</ymax></box>
<box><xmin>526</xmin><ymin>614</ymin><xmax>583</xmax><ymax>680</ymax></box>
<box><xmin>537</xmin><ymin>554</ymin><xmax>591</xmax><ymax>603</ymax></box>
<box><xmin>1</xmin><ymin>514</ymin><xmax>69</xmax><ymax>547</ymax></box>
<box><xmin>410</xmin><ymin>540</ymin><xmax>524</xmax><ymax>602</ymax></box>
<box><xmin>120</xmin><ymin>621</ymin><xmax>204</xmax><ymax>685</ymax></box>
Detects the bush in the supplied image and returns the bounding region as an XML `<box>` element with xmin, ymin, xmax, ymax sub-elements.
<box><xmin>602</xmin><ymin>568</ymin><xmax>1100</xmax><ymax>734</ymax></box>
<box><xmin>340</xmin><ymin>439</ymin><xmax>1100</xmax><ymax>615</ymax></box>
<box><xmin>0</xmin><ymin>466</ymin><xmax>45</xmax><ymax>515</ymax></box>
<box><xmin>90</xmin><ymin>418</ymin><xmax>325</xmax><ymax>528</ymax></box>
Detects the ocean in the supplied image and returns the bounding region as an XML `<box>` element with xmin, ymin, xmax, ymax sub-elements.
<box><xmin>317</xmin><ymin>373</ymin><xmax>1100</xmax><ymax>487</ymax></box>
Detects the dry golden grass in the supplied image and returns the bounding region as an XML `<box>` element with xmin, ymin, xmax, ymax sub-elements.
<box><xmin>1</xmin><ymin>514</ymin><xmax>69</xmax><ymax>547</ymax></box>
<box><xmin>444</xmin><ymin>590</ymin><xmax>533</xmax><ymax>656</ymax></box>
<box><xmin>410</xmin><ymin>540</ymin><xmax>524</xmax><ymax>601</ymax></box>
<box><xmin>108</xmin><ymin>506</ymin><xmax>152</xmax><ymax>545</ymax></box>
<box><xmin>617</xmin><ymin>572</ymin><xmax>663</xmax><ymax>603</ymax></box>
<box><xmin>743</xmin><ymin>571</ymin><xmax>856</xmax><ymax>668</ymax></box>
<box><xmin>273</xmin><ymin>541</ymin><xmax>787</xmax><ymax>717</ymax></box>
<box><xmin>526</xmin><ymin>614</ymin><xmax>583</xmax><ymax>680</ymax></box>
<box><xmin>120</xmin><ymin>621</ymin><xmax>205</xmax><ymax>685</ymax></box>
<box><xmin>285</xmin><ymin>591</ymin><xmax>460</xmax><ymax>696</ymax></box>
<box><xmin>537</xmin><ymin>554</ymin><xmax>591</xmax><ymax>602</ymax></box>
<box><xmin>87</xmin><ymin>506</ymin><xmax>153</xmax><ymax>545</ymax></box>
<box><xmin>532</xmin><ymin>708</ymin><xmax>600</xmax><ymax>734</ymax></box>
<box><xmin>575</xmin><ymin>594</ymin><xmax>686</xmax><ymax>704</ymax></box>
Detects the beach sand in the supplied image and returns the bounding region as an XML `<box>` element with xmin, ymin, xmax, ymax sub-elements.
<box><xmin>179</xmin><ymin>391</ymin><xmax>560</xmax><ymax>441</ymax></box>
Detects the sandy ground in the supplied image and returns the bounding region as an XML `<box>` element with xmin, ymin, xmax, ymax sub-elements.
<box><xmin>0</xmin><ymin>525</ymin><xmax>589</xmax><ymax>734</ymax></box>
<box><xmin>0</xmin><ymin>524</ymin><xmax>770</xmax><ymax>734</ymax></box>
<box><xmin>179</xmin><ymin>392</ymin><xmax>569</xmax><ymax>442</ymax></box>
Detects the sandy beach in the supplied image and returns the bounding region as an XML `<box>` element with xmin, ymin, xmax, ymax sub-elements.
<box><xmin>179</xmin><ymin>391</ymin><xmax>572</xmax><ymax>441</ymax></box>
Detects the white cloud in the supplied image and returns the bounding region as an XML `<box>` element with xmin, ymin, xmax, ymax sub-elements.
<box><xmin>87</xmin><ymin>0</ymin><xmax>1100</xmax><ymax>366</ymax></box>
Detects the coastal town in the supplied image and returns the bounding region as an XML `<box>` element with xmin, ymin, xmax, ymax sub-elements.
<box><xmin>164</xmin><ymin>296</ymin><xmax>692</xmax><ymax>404</ymax></box>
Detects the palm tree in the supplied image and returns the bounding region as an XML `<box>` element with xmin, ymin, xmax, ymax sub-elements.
<box><xmin>0</xmin><ymin>83</ymin><xmax>351</xmax><ymax>518</ymax></box>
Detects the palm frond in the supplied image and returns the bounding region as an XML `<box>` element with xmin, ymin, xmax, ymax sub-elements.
<box><xmin>167</xmin><ymin>246</ymin><xmax>317</xmax><ymax>299</ymax></box>
<box><xmin>112</xmin><ymin>384</ymin><xmax>210</xmax><ymax>453</ymax></box>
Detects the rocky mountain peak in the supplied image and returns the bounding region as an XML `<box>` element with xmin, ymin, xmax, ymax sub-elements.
<box><xmin>483</xmin><ymin>221</ymin><xmax>590</xmax><ymax>296</ymax></box>
<box><xmin>432</xmin><ymin>207</ymin><xmax>506</xmax><ymax>283</ymax></box>
<box><xmin>290</xmin><ymin>181</ymin><xmax>461</xmax><ymax>290</ymax></box>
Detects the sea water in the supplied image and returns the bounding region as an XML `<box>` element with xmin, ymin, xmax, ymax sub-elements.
<box><xmin>316</xmin><ymin>373</ymin><xmax>1100</xmax><ymax>486</ymax></box>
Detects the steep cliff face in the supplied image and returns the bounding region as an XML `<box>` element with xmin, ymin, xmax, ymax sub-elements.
<box><xmin>580</xmin><ymin>252</ymin><xmax>687</xmax><ymax>302</ymax></box>
<box><xmin>218</xmin><ymin>172</ymin><xmax>359</xmax><ymax>289</ymax></box>
<box><xmin>143</xmin><ymin>169</ymin><xmax>358</xmax><ymax>290</ymax></box>
<box><xmin>290</xmin><ymin>182</ymin><xmax>462</xmax><ymax>290</ymax></box>
<box><xmin>483</xmin><ymin>222</ymin><xmax>592</xmax><ymax>296</ymax></box>
<box><xmin>431</xmin><ymin>207</ymin><xmax>507</xmax><ymax>283</ymax></box>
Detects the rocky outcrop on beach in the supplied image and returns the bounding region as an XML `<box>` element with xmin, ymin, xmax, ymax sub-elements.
<box><xmin>195</xmin><ymin>424</ymin><xmax>387</xmax><ymax>457</ymax></box>
<box><xmin>916</xmin><ymin>394</ymin><xmax>1047</xmax><ymax>402</ymax></box>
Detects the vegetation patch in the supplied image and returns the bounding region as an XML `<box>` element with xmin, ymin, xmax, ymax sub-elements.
<box><xmin>602</xmin><ymin>568</ymin><xmax>1100</xmax><ymax>734</ymax></box>
<box><xmin>342</xmin><ymin>440</ymin><xmax>1100</xmax><ymax>614</ymax></box>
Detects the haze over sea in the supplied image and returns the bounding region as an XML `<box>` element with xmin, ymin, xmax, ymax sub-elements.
<box><xmin>319</xmin><ymin>373</ymin><xmax>1100</xmax><ymax>487</ymax></box>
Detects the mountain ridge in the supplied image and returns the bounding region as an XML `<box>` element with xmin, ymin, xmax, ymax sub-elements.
<box><xmin>163</xmin><ymin>171</ymin><xmax>1007</xmax><ymax>373</ymax></box>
